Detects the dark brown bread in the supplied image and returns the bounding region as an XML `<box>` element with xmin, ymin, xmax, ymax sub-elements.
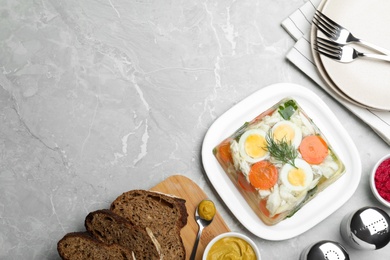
<box><xmin>110</xmin><ymin>190</ymin><xmax>188</xmax><ymax>259</ymax></box>
<box><xmin>85</xmin><ymin>209</ymin><xmax>161</xmax><ymax>260</ymax></box>
<box><xmin>57</xmin><ymin>232</ymin><xmax>134</xmax><ymax>260</ymax></box>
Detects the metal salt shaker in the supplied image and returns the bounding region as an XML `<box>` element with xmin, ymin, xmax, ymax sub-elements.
<box><xmin>340</xmin><ymin>206</ymin><xmax>390</xmax><ymax>250</ymax></box>
<box><xmin>300</xmin><ymin>240</ymin><xmax>350</xmax><ymax>260</ymax></box>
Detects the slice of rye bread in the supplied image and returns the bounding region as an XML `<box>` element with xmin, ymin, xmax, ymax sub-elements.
<box><xmin>85</xmin><ymin>209</ymin><xmax>161</xmax><ymax>260</ymax></box>
<box><xmin>110</xmin><ymin>190</ymin><xmax>188</xmax><ymax>259</ymax></box>
<box><xmin>57</xmin><ymin>232</ymin><xmax>134</xmax><ymax>260</ymax></box>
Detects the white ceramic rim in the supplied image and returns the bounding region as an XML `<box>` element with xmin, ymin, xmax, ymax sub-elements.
<box><xmin>201</xmin><ymin>83</ymin><xmax>362</xmax><ymax>240</ymax></box>
<box><xmin>311</xmin><ymin>0</ymin><xmax>390</xmax><ymax>111</ymax></box>
<box><xmin>370</xmin><ymin>154</ymin><xmax>390</xmax><ymax>208</ymax></box>
<box><xmin>309</xmin><ymin>0</ymin><xmax>369</xmax><ymax>109</ymax></box>
<box><xmin>202</xmin><ymin>231</ymin><xmax>261</xmax><ymax>260</ymax></box>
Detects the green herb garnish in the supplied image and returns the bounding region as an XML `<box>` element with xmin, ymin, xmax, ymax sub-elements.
<box><xmin>278</xmin><ymin>99</ymin><xmax>298</xmax><ymax>120</ymax></box>
<box><xmin>266</xmin><ymin>131</ymin><xmax>298</xmax><ymax>167</ymax></box>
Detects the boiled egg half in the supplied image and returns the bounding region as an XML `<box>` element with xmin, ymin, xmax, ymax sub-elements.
<box><xmin>280</xmin><ymin>159</ymin><xmax>313</xmax><ymax>192</ymax></box>
<box><xmin>271</xmin><ymin>121</ymin><xmax>302</xmax><ymax>148</ymax></box>
<box><xmin>238</xmin><ymin>129</ymin><xmax>269</xmax><ymax>163</ymax></box>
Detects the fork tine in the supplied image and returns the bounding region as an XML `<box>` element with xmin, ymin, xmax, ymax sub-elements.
<box><xmin>314</xmin><ymin>43</ymin><xmax>339</xmax><ymax>57</ymax></box>
<box><xmin>314</xmin><ymin>48</ymin><xmax>341</xmax><ymax>60</ymax></box>
<box><xmin>316</xmin><ymin>36</ymin><xmax>343</xmax><ymax>46</ymax></box>
<box><xmin>313</xmin><ymin>45</ymin><xmax>340</xmax><ymax>60</ymax></box>
<box><xmin>315</xmin><ymin>10</ymin><xmax>340</xmax><ymax>30</ymax></box>
<box><xmin>316</xmin><ymin>40</ymin><xmax>340</xmax><ymax>54</ymax></box>
<box><xmin>314</xmin><ymin>37</ymin><xmax>341</xmax><ymax>60</ymax></box>
<box><xmin>316</xmin><ymin>37</ymin><xmax>341</xmax><ymax>51</ymax></box>
<box><xmin>312</xmin><ymin>12</ymin><xmax>334</xmax><ymax>38</ymax></box>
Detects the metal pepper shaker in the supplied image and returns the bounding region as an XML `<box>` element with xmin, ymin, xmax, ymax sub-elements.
<box><xmin>340</xmin><ymin>206</ymin><xmax>390</xmax><ymax>250</ymax></box>
<box><xmin>300</xmin><ymin>240</ymin><xmax>350</xmax><ymax>260</ymax></box>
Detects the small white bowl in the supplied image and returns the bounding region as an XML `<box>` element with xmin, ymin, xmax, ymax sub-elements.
<box><xmin>370</xmin><ymin>154</ymin><xmax>390</xmax><ymax>208</ymax></box>
<box><xmin>202</xmin><ymin>232</ymin><xmax>261</xmax><ymax>260</ymax></box>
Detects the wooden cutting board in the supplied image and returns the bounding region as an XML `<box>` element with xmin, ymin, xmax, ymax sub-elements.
<box><xmin>151</xmin><ymin>175</ymin><xmax>230</xmax><ymax>260</ymax></box>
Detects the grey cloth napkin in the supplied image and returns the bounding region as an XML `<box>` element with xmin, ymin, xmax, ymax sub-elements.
<box><xmin>281</xmin><ymin>0</ymin><xmax>390</xmax><ymax>145</ymax></box>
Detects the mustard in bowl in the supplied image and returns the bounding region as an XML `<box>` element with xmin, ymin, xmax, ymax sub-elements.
<box><xmin>202</xmin><ymin>232</ymin><xmax>261</xmax><ymax>260</ymax></box>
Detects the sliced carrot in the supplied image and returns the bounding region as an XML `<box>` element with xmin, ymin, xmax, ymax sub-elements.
<box><xmin>237</xmin><ymin>172</ymin><xmax>256</xmax><ymax>192</ymax></box>
<box><xmin>299</xmin><ymin>135</ymin><xmax>329</xmax><ymax>165</ymax></box>
<box><xmin>217</xmin><ymin>139</ymin><xmax>233</xmax><ymax>165</ymax></box>
<box><xmin>249</xmin><ymin>161</ymin><xmax>278</xmax><ymax>190</ymax></box>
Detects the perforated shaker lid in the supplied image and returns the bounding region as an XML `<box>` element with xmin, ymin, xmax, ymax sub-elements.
<box><xmin>306</xmin><ymin>240</ymin><xmax>349</xmax><ymax>260</ymax></box>
<box><xmin>350</xmin><ymin>206</ymin><xmax>390</xmax><ymax>249</ymax></box>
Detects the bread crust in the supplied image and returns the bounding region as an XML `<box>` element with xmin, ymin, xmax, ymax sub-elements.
<box><xmin>57</xmin><ymin>232</ymin><xmax>134</xmax><ymax>260</ymax></box>
<box><xmin>110</xmin><ymin>189</ymin><xmax>188</xmax><ymax>259</ymax></box>
<box><xmin>57</xmin><ymin>189</ymin><xmax>188</xmax><ymax>259</ymax></box>
<box><xmin>85</xmin><ymin>209</ymin><xmax>161</xmax><ymax>260</ymax></box>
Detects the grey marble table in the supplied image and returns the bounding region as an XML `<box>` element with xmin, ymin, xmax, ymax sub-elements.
<box><xmin>0</xmin><ymin>0</ymin><xmax>389</xmax><ymax>259</ymax></box>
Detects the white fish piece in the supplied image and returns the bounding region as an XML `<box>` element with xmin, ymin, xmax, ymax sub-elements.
<box><xmin>297</xmin><ymin>111</ymin><xmax>316</xmax><ymax>135</ymax></box>
<box><xmin>230</xmin><ymin>140</ymin><xmax>251</xmax><ymax>177</ymax></box>
<box><xmin>239</xmin><ymin>160</ymin><xmax>251</xmax><ymax>177</ymax></box>
<box><xmin>274</xmin><ymin>200</ymin><xmax>290</xmax><ymax>214</ymax></box>
<box><xmin>266</xmin><ymin>184</ymin><xmax>281</xmax><ymax>216</ymax></box>
<box><xmin>275</xmin><ymin>190</ymin><xmax>308</xmax><ymax>215</ymax></box>
<box><xmin>258</xmin><ymin>189</ymin><xmax>271</xmax><ymax>198</ymax></box>
<box><xmin>279</xmin><ymin>184</ymin><xmax>298</xmax><ymax>203</ymax></box>
<box><xmin>263</xmin><ymin>112</ymin><xmax>283</xmax><ymax>127</ymax></box>
<box><xmin>257</xmin><ymin>123</ymin><xmax>271</xmax><ymax>133</ymax></box>
<box><xmin>316</xmin><ymin>154</ymin><xmax>340</xmax><ymax>179</ymax></box>
<box><xmin>230</xmin><ymin>140</ymin><xmax>241</xmax><ymax>169</ymax></box>
<box><xmin>275</xmin><ymin>200</ymin><xmax>293</xmax><ymax>215</ymax></box>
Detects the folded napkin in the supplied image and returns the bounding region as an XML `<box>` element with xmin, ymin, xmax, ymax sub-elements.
<box><xmin>281</xmin><ymin>0</ymin><xmax>390</xmax><ymax>145</ymax></box>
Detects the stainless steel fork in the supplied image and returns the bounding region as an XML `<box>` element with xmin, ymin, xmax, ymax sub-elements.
<box><xmin>314</xmin><ymin>37</ymin><xmax>390</xmax><ymax>63</ymax></box>
<box><xmin>313</xmin><ymin>10</ymin><xmax>390</xmax><ymax>55</ymax></box>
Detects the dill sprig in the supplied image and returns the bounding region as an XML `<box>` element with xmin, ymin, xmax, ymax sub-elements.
<box><xmin>265</xmin><ymin>132</ymin><xmax>298</xmax><ymax>167</ymax></box>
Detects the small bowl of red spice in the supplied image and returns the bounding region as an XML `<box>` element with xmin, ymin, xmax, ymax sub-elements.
<box><xmin>370</xmin><ymin>154</ymin><xmax>390</xmax><ymax>208</ymax></box>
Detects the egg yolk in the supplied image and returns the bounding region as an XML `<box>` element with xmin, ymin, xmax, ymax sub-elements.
<box><xmin>244</xmin><ymin>134</ymin><xmax>267</xmax><ymax>158</ymax></box>
<box><xmin>273</xmin><ymin>124</ymin><xmax>295</xmax><ymax>143</ymax></box>
<box><xmin>288</xmin><ymin>168</ymin><xmax>306</xmax><ymax>187</ymax></box>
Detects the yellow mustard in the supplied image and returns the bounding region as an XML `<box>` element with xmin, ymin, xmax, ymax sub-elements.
<box><xmin>206</xmin><ymin>237</ymin><xmax>256</xmax><ymax>260</ymax></box>
<box><xmin>198</xmin><ymin>200</ymin><xmax>216</xmax><ymax>221</ymax></box>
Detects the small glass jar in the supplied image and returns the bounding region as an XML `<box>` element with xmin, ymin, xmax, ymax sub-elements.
<box><xmin>340</xmin><ymin>206</ymin><xmax>390</xmax><ymax>250</ymax></box>
<box><xmin>300</xmin><ymin>240</ymin><xmax>349</xmax><ymax>260</ymax></box>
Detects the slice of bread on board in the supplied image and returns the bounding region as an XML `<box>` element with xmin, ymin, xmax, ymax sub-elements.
<box><xmin>85</xmin><ymin>209</ymin><xmax>162</xmax><ymax>260</ymax></box>
<box><xmin>110</xmin><ymin>189</ymin><xmax>188</xmax><ymax>259</ymax></box>
<box><xmin>57</xmin><ymin>189</ymin><xmax>188</xmax><ymax>259</ymax></box>
<box><xmin>57</xmin><ymin>232</ymin><xmax>134</xmax><ymax>260</ymax></box>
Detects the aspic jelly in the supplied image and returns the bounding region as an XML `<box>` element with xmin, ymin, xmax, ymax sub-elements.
<box><xmin>213</xmin><ymin>98</ymin><xmax>345</xmax><ymax>225</ymax></box>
